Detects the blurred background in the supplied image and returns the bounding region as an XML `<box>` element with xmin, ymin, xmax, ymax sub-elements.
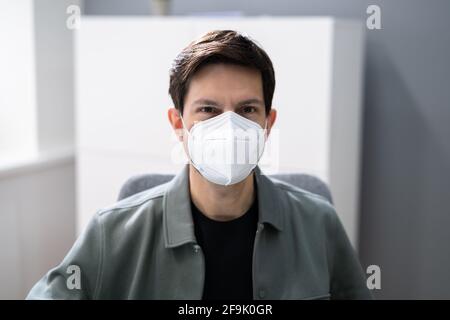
<box><xmin>0</xmin><ymin>0</ymin><xmax>449</xmax><ymax>299</ymax></box>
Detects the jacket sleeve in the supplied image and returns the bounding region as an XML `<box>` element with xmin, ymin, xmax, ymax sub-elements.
<box><xmin>326</xmin><ymin>207</ymin><xmax>373</xmax><ymax>300</ymax></box>
<box><xmin>26</xmin><ymin>212</ymin><xmax>103</xmax><ymax>300</ymax></box>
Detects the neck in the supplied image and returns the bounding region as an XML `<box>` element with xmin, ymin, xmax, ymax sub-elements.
<box><xmin>189</xmin><ymin>165</ymin><xmax>255</xmax><ymax>221</ymax></box>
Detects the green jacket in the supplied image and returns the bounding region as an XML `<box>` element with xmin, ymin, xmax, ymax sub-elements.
<box><xmin>27</xmin><ymin>166</ymin><xmax>372</xmax><ymax>300</ymax></box>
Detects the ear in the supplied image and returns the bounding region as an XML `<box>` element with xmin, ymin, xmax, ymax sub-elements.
<box><xmin>266</xmin><ymin>108</ymin><xmax>277</xmax><ymax>136</ymax></box>
<box><xmin>167</xmin><ymin>107</ymin><xmax>183</xmax><ymax>141</ymax></box>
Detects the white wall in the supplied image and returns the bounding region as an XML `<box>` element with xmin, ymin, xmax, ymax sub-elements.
<box><xmin>0</xmin><ymin>0</ymin><xmax>37</xmax><ymax>163</ymax></box>
<box><xmin>0</xmin><ymin>0</ymin><xmax>78</xmax><ymax>298</ymax></box>
<box><xmin>0</xmin><ymin>152</ymin><xmax>75</xmax><ymax>299</ymax></box>
<box><xmin>75</xmin><ymin>17</ymin><xmax>365</xmax><ymax>246</ymax></box>
<box><xmin>34</xmin><ymin>0</ymin><xmax>77</xmax><ymax>152</ymax></box>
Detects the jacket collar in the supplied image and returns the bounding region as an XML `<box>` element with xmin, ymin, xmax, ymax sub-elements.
<box><xmin>163</xmin><ymin>165</ymin><xmax>285</xmax><ymax>248</ymax></box>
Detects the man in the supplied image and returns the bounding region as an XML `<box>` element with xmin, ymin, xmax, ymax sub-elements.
<box><xmin>27</xmin><ymin>30</ymin><xmax>372</xmax><ymax>300</ymax></box>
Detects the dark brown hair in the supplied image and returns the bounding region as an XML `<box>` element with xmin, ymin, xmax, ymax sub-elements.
<box><xmin>169</xmin><ymin>30</ymin><xmax>275</xmax><ymax>115</ymax></box>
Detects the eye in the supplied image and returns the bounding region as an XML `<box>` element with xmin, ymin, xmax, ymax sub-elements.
<box><xmin>241</xmin><ymin>106</ymin><xmax>257</xmax><ymax>114</ymax></box>
<box><xmin>199</xmin><ymin>106</ymin><xmax>218</xmax><ymax>113</ymax></box>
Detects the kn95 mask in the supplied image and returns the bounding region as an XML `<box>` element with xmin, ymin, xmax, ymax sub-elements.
<box><xmin>181</xmin><ymin>111</ymin><xmax>267</xmax><ymax>186</ymax></box>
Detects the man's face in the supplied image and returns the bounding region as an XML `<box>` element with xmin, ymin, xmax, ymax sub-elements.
<box><xmin>168</xmin><ymin>63</ymin><xmax>276</xmax><ymax>143</ymax></box>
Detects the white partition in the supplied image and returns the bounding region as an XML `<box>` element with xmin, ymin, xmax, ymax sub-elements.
<box><xmin>0</xmin><ymin>151</ymin><xmax>76</xmax><ymax>299</ymax></box>
<box><xmin>0</xmin><ymin>0</ymin><xmax>78</xmax><ymax>299</ymax></box>
<box><xmin>75</xmin><ymin>17</ymin><xmax>364</xmax><ymax>247</ymax></box>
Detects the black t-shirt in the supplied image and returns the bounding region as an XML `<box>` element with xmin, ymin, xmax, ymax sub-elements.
<box><xmin>191</xmin><ymin>197</ymin><xmax>258</xmax><ymax>300</ymax></box>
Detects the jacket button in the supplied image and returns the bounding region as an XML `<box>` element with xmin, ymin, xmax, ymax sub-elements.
<box><xmin>257</xmin><ymin>223</ymin><xmax>264</xmax><ymax>233</ymax></box>
<box><xmin>258</xmin><ymin>289</ymin><xmax>266</xmax><ymax>299</ymax></box>
<box><xmin>193</xmin><ymin>244</ymin><xmax>201</xmax><ymax>253</ymax></box>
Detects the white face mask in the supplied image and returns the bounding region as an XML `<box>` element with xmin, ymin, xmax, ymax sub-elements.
<box><xmin>181</xmin><ymin>111</ymin><xmax>267</xmax><ymax>186</ymax></box>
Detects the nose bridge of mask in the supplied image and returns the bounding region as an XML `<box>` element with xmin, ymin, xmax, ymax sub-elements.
<box><xmin>181</xmin><ymin>110</ymin><xmax>265</xmax><ymax>132</ymax></box>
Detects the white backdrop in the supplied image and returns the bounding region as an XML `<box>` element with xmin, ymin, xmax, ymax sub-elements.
<box><xmin>75</xmin><ymin>17</ymin><xmax>364</xmax><ymax>247</ymax></box>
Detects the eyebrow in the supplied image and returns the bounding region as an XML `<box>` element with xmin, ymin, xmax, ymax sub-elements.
<box><xmin>238</xmin><ymin>98</ymin><xmax>264</xmax><ymax>106</ymax></box>
<box><xmin>192</xmin><ymin>98</ymin><xmax>264</xmax><ymax>106</ymax></box>
<box><xmin>192</xmin><ymin>99</ymin><xmax>220</xmax><ymax>106</ymax></box>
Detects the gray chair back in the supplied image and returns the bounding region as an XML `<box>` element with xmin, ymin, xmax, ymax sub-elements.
<box><xmin>118</xmin><ymin>172</ymin><xmax>333</xmax><ymax>204</ymax></box>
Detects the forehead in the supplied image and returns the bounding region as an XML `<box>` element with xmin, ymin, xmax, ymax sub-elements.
<box><xmin>185</xmin><ymin>63</ymin><xmax>263</xmax><ymax>103</ymax></box>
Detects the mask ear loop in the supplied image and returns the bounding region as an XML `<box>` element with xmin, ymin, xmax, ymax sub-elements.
<box><xmin>178</xmin><ymin>112</ymin><xmax>191</xmax><ymax>162</ymax></box>
<box><xmin>179</xmin><ymin>112</ymin><xmax>188</xmax><ymax>137</ymax></box>
<box><xmin>254</xmin><ymin>118</ymin><xmax>269</xmax><ymax>168</ymax></box>
<box><xmin>261</xmin><ymin>115</ymin><xmax>271</xmax><ymax>142</ymax></box>
<box><xmin>179</xmin><ymin>113</ymin><xmax>202</xmax><ymax>170</ymax></box>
